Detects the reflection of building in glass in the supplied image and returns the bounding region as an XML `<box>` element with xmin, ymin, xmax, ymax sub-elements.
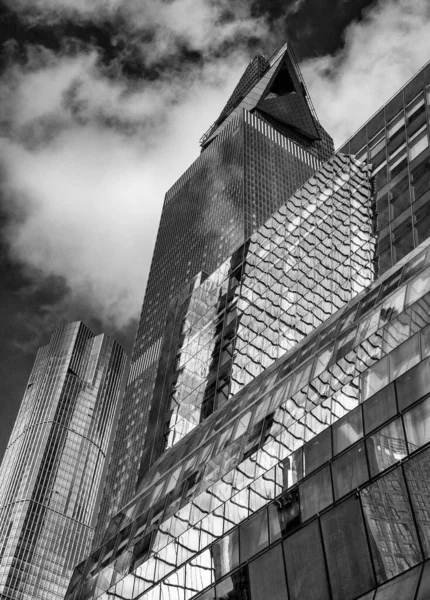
<box><xmin>67</xmin><ymin>48</ymin><xmax>430</xmax><ymax>600</ymax></box>
<box><xmin>0</xmin><ymin>322</ymin><xmax>126</xmax><ymax>600</ymax></box>
<box><xmin>94</xmin><ymin>42</ymin><xmax>336</xmax><ymax>540</ymax></box>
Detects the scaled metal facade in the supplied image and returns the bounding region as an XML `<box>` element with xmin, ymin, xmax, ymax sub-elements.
<box><xmin>0</xmin><ymin>322</ymin><xmax>126</xmax><ymax>600</ymax></box>
<box><xmin>94</xmin><ymin>42</ymin><xmax>335</xmax><ymax>542</ymax></box>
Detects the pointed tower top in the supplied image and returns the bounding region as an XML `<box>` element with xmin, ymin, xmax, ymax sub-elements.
<box><xmin>200</xmin><ymin>42</ymin><xmax>321</xmax><ymax>149</ymax></box>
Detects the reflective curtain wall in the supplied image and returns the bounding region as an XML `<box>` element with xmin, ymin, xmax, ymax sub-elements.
<box><xmin>95</xmin><ymin>42</ymin><xmax>335</xmax><ymax>544</ymax></box>
<box><xmin>0</xmin><ymin>322</ymin><xmax>126</xmax><ymax>600</ymax></box>
<box><xmin>66</xmin><ymin>240</ymin><xmax>430</xmax><ymax>600</ymax></box>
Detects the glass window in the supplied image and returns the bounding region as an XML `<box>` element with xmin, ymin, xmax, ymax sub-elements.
<box><xmin>272</xmin><ymin>487</ymin><xmax>301</xmax><ymax>537</ymax></box>
<box><xmin>363</xmin><ymin>383</ymin><xmax>397</xmax><ymax>435</ymax></box>
<box><xmin>406</xmin><ymin>267</ymin><xmax>430</xmax><ymax>306</ymax></box>
<box><xmin>416</xmin><ymin>558</ymin><xmax>430</xmax><ymax>600</ymax></box>
<box><xmin>283</xmin><ymin>519</ymin><xmax>330</xmax><ymax>600</ymax></box>
<box><xmin>299</xmin><ymin>465</ymin><xmax>333</xmax><ymax>522</ymax></box>
<box><xmin>422</xmin><ymin>324</ymin><xmax>430</xmax><ymax>358</ymax></box>
<box><xmin>215</xmin><ymin>567</ymin><xmax>249</xmax><ymax>600</ymax></box>
<box><xmin>403</xmin><ymin>397</ymin><xmax>430</xmax><ymax>453</ymax></box>
<box><xmin>211</xmin><ymin>529</ymin><xmax>239</xmax><ymax>580</ymax></box>
<box><xmin>373</xmin><ymin>563</ymin><xmax>421</xmax><ymax>599</ymax></box>
<box><xmin>194</xmin><ymin>587</ymin><xmax>215</xmax><ymax>599</ymax></box>
<box><xmin>361</xmin><ymin>356</ymin><xmax>390</xmax><ymax>402</ymax></box>
<box><xmin>321</xmin><ymin>496</ymin><xmax>375</xmax><ymax>600</ymax></box>
<box><xmin>332</xmin><ymin>441</ymin><xmax>369</xmax><ymax>500</ymax></box>
<box><xmin>239</xmin><ymin>509</ymin><xmax>268</xmax><ymax>563</ymax></box>
<box><xmin>267</xmin><ymin>502</ymin><xmax>282</xmax><ymax>543</ymax></box>
<box><xmin>332</xmin><ymin>406</ymin><xmax>363</xmax><ymax>455</ymax></box>
<box><xmin>390</xmin><ymin>333</ymin><xmax>421</xmax><ymax>379</ymax></box>
<box><xmin>248</xmin><ymin>544</ymin><xmax>288</xmax><ymax>600</ymax></box>
<box><xmin>361</xmin><ymin>466</ymin><xmax>422</xmax><ymax>584</ymax></box>
<box><xmin>409</xmin><ymin>135</ymin><xmax>429</xmax><ymax>162</ymax></box>
<box><xmin>388</xmin><ymin>115</ymin><xmax>405</xmax><ymax>139</ymax></box>
<box><xmin>396</xmin><ymin>358</ymin><xmax>430</xmax><ymax>411</ymax></box>
<box><xmin>303</xmin><ymin>427</ymin><xmax>332</xmax><ymax>476</ymax></box>
<box><xmin>282</xmin><ymin>448</ymin><xmax>303</xmax><ymax>489</ymax></box>
<box><xmin>366</xmin><ymin>418</ymin><xmax>407</xmax><ymax>477</ymax></box>
<box><xmin>393</xmin><ymin>221</ymin><xmax>415</xmax><ymax>262</ymax></box>
<box><xmin>404</xmin><ymin>446</ymin><xmax>430</xmax><ymax>557</ymax></box>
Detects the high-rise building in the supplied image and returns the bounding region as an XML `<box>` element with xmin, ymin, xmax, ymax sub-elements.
<box><xmin>0</xmin><ymin>322</ymin><xmax>127</xmax><ymax>600</ymax></box>
<box><xmin>66</xmin><ymin>46</ymin><xmax>430</xmax><ymax>600</ymax></box>
<box><xmin>94</xmin><ymin>42</ymin><xmax>335</xmax><ymax>540</ymax></box>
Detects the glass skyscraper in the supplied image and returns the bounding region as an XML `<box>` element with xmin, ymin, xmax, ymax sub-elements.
<box><xmin>94</xmin><ymin>42</ymin><xmax>335</xmax><ymax>540</ymax></box>
<box><xmin>0</xmin><ymin>322</ymin><xmax>126</xmax><ymax>600</ymax></box>
<box><xmin>67</xmin><ymin>44</ymin><xmax>430</xmax><ymax>600</ymax></box>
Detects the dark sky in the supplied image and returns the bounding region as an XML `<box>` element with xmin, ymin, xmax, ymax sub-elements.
<box><xmin>0</xmin><ymin>0</ymin><xmax>418</xmax><ymax>462</ymax></box>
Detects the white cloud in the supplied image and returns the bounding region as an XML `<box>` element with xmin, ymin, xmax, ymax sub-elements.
<box><xmin>0</xmin><ymin>46</ymin><xmax>251</xmax><ymax>330</ymax></box>
<box><xmin>302</xmin><ymin>0</ymin><xmax>430</xmax><ymax>147</ymax></box>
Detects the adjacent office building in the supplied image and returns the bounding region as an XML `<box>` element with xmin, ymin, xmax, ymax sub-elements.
<box><xmin>0</xmin><ymin>322</ymin><xmax>127</xmax><ymax>600</ymax></box>
<box><xmin>67</xmin><ymin>44</ymin><xmax>430</xmax><ymax>600</ymax></box>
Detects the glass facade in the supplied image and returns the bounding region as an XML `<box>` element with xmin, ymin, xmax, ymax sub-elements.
<box><xmin>339</xmin><ymin>61</ymin><xmax>430</xmax><ymax>277</ymax></box>
<box><xmin>0</xmin><ymin>322</ymin><xmax>126</xmax><ymax>600</ymax></box>
<box><xmin>66</xmin><ymin>240</ymin><xmax>430</xmax><ymax>600</ymax></box>
<box><xmin>94</xmin><ymin>42</ymin><xmax>335</xmax><ymax>543</ymax></box>
<box><xmin>69</xmin><ymin>44</ymin><xmax>430</xmax><ymax>600</ymax></box>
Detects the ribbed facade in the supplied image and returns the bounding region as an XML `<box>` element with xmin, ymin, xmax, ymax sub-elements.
<box><xmin>0</xmin><ymin>322</ymin><xmax>126</xmax><ymax>600</ymax></box>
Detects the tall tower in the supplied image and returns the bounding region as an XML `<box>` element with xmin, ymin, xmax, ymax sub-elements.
<box><xmin>0</xmin><ymin>322</ymin><xmax>126</xmax><ymax>600</ymax></box>
<box><xmin>94</xmin><ymin>42</ymin><xmax>335</xmax><ymax>543</ymax></box>
<box><xmin>66</xmin><ymin>49</ymin><xmax>430</xmax><ymax>600</ymax></box>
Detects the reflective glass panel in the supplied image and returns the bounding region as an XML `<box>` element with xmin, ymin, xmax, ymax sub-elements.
<box><xmin>416</xmin><ymin>559</ymin><xmax>430</xmax><ymax>600</ymax></box>
<box><xmin>373</xmin><ymin>563</ymin><xmax>421</xmax><ymax>600</ymax></box>
<box><xmin>403</xmin><ymin>397</ymin><xmax>430</xmax><ymax>453</ymax></box>
<box><xmin>366</xmin><ymin>418</ymin><xmax>407</xmax><ymax>477</ymax></box>
<box><xmin>299</xmin><ymin>465</ymin><xmax>333</xmax><ymax>522</ymax></box>
<box><xmin>211</xmin><ymin>529</ymin><xmax>239</xmax><ymax>580</ymax></box>
<box><xmin>361</xmin><ymin>466</ymin><xmax>422</xmax><ymax>584</ymax></box>
<box><xmin>332</xmin><ymin>441</ymin><xmax>369</xmax><ymax>500</ymax></box>
<box><xmin>239</xmin><ymin>509</ymin><xmax>268</xmax><ymax>563</ymax></box>
<box><xmin>396</xmin><ymin>359</ymin><xmax>430</xmax><ymax>411</ymax></box>
<box><xmin>303</xmin><ymin>427</ymin><xmax>332</xmax><ymax>476</ymax></box>
<box><xmin>321</xmin><ymin>496</ymin><xmax>375</xmax><ymax>600</ymax></box>
<box><xmin>248</xmin><ymin>544</ymin><xmax>288</xmax><ymax>600</ymax></box>
<box><xmin>362</xmin><ymin>357</ymin><xmax>390</xmax><ymax>402</ymax></box>
<box><xmin>390</xmin><ymin>333</ymin><xmax>421</xmax><ymax>379</ymax></box>
<box><xmin>363</xmin><ymin>383</ymin><xmax>397</xmax><ymax>435</ymax></box>
<box><xmin>215</xmin><ymin>567</ymin><xmax>249</xmax><ymax>600</ymax></box>
<box><xmin>404</xmin><ymin>447</ymin><xmax>430</xmax><ymax>557</ymax></box>
<box><xmin>284</xmin><ymin>519</ymin><xmax>330</xmax><ymax>600</ymax></box>
<box><xmin>332</xmin><ymin>406</ymin><xmax>363</xmax><ymax>455</ymax></box>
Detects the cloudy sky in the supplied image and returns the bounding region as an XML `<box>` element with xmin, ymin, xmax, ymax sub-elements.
<box><xmin>1</xmin><ymin>0</ymin><xmax>430</xmax><ymax>461</ymax></box>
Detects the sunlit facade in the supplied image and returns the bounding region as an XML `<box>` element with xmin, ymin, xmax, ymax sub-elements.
<box><xmin>95</xmin><ymin>42</ymin><xmax>335</xmax><ymax>541</ymax></box>
<box><xmin>0</xmin><ymin>322</ymin><xmax>126</xmax><ymax>600</ymax></box>
<box><xmin>67</xmin><ymin>48</ymin><xmax>430</xmax><ymax>600</ymax></box>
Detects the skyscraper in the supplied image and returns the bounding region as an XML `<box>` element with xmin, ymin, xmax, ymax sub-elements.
<box><xmin>95</xmin><ymin>42</ymin><xmax>335</xmax><ymax>544</ymax></box>
<box><xmin>0</xmin><ymin>322</ymin><xmax>126</xmax><ymax>600</ymax></box>
<box><xmin>67</xmin><ymin>45</ymin><xmax>430</xmax><ymax>600</ymax></box>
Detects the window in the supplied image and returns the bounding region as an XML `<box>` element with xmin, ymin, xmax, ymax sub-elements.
<box><xmin>373</xmin><ymin>564</ymin><xmax>421</xmax><ymax>599</ymax></box>
<box><xmin>284</xmin><ymin>519</ymin><xmax>330</xmax><ymax>600</ymax></box>
<box><xmin>404</xmin><ymin>447</ymin><xmax>430</xmax><ymax>557</ymax></box>
<box><xmin>390</xmin><ymin>333</ymin><xmax>421</xmax><ymax>379</ymax></box>
<box><xmin>361</xmin><ymin>467</ymin><xmax>422</xmax><ymax>584</ymax></box>
<box><xmin>370</xmin><ymin>132</ymin><xmax>386</xmax><ymax>159</ymax></box>
<box><xmin>403</xmin><ymin>397</ymin><xmax>430</xmax><ymax>453</ymax></box>
<box><xmin>239</xmin><ymin>510</ymin><xmax>268</xmax><ymax>562</ymax></box>
<box><xmin>248</xmin><ymin>545</ymin><xmax>288</xmax><ymax>600</ymax></box>
<box><xmin>388</xmin><ymin>115</ymin><xmax>405</xmax><ymax>139</ymax></box>
<box><xmin>361</xmin><ymin>356</ymin><xmax>390</xmax><ymax>402</ymax></box>
<box><xmin>321</xmin><ymin>497</ymin><xmax>375</xmax><ymax>600</ymax></box>
<box><xmin>303</xmin><ymin>427</ymin><xmax>332</xmax><ymax>476</ymax></box>
<box><xmin>407</xmin><ymin>96</ymin><xmax>426</xmax><ymax>123</ymax></box>
<box><xmin>409</xmin><ymin>135</ymin><xmax>429</xmax><ymax>162</ymax></box>
<box><xmin>366</xmin><ymin>418</ymin><xmax>407</xmax><ymax>477</ymax></box>
<box><xmin>299</xmin><ymin>465</ymin><xmax>333</xmax><ymax>522</ymax></box>
<box><xmin>396</xmin><ymin>357</ymin><xmax>430</xmax><ymax>411</ymax></box>
<box><xmin>332</xmin><ymin>442</ymin><xmax>369</xmax><ymax>500</ymax></box>
<box><xmin>363</xmin><ymin>383</ymin><xmax>397</xmax><ymax>434</ymax></box>
<box><xmin>332</xmin><ymin>406</ymin><xmax>363</xmax><ymax>455</ymax></box>
<box><xmin>211</xmin><ymin>529</ymin><xmax>239</xmax><ymax>580</ymax></box>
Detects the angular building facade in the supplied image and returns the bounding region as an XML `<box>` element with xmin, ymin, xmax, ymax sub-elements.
<box><xmin>67</xmin><ymin>46</ymin><xmax>430</xmax><ymax>600</ymax></box>
<box><xmin>94</xmin><ymin>42</ymin><xmax>335</xmax><ymax>540</ymax></box>
<box><xmin>0</xmin><ymin>322</ymin><xmax>127</xmax><ymax>600</ymax></box>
